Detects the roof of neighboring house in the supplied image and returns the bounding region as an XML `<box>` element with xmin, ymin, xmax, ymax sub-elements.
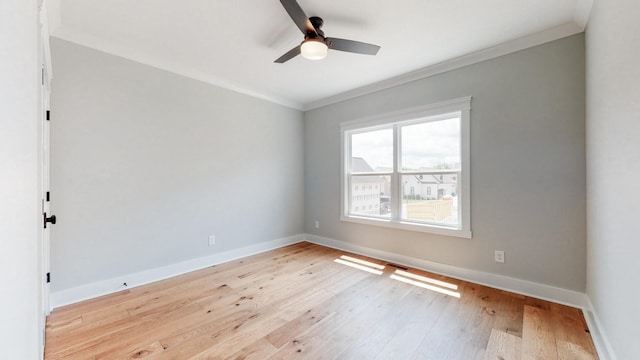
<box><xmin>351</xmin><ymin>157</ymin><xmax>375</xmax><ymax>172</ymax></box>
<box><xmin>406</xmin><ymin>174</ymin><xmax>458</xmax><ymax>185</ymax></box>
<box><xmin>351</xmin><ymin>157</ymin><xmax>387</xmax><ymax>185</ymax></box>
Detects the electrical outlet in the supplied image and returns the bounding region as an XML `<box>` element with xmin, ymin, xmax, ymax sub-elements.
<box><xmin>494</xmin><ymin>250</ymin><xmax>505</xmax><ymax>263</ymax></box>
<box><xmin>314</xmin><ymin>220</ymin><xmax>320</xmax><ymax>229</ymax></box>
<box><xmin>208</xmin><ymin>235</ymin><xmax>216</xmax><ymax>246</ymax></box>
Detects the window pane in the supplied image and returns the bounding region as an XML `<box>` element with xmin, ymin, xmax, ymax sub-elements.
<box><xmin>350</xmin><ymin>175</ymin><xmax>391</xmax><ymax>218</ymax></box>
<box><xmin>401</xmin><ymin>173</ymin><xmax>459</xmax><ymax>227</ymax></box>
<box><xmin>341</xmin><ymin>98</ymin><xmax>470</xmax><ymax>237</ymax></box>
<box><xmin>351</xmin><ymin>128</ymin><xmax>393</xmax><ymax>172</ymax></box>
<box><xmin>401</xmin><ymin>118</ymin><xmax>460</xmax><ymax>171</ymax></box>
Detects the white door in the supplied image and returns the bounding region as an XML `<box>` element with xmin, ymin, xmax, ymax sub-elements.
<box><xmin>40</xmin><ymin>4</ymin><xmax>54</xmax><ymax>352</ymax></box>
<box><xmin>41</xmin><ymin>64</ymin><xmax>52</xmax><ymax>315</ymax></box>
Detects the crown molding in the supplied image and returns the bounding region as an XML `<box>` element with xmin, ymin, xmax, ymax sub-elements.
<box><xmin>574</xmin><ymin>0</ymin><xmax>594</xmax><ymax>29</ymax></box>
<box><xmin>50</xmin><ymin>27</ymin><xmax>305</xmax><ymax>110</ymax></box>
<box><xmin>44</xmin><ymin>0</ymin><xmax>61</xmax><ymax>34</ymax></box>
<box><xmin>302</xmin><ymin>22</ymin><xmax>584</xmax><ymax>111</ymax></box>
<box><xmin>47</xmin><ymin>0</ymin><xmax>591</xmax><ymax>113</ymax></box>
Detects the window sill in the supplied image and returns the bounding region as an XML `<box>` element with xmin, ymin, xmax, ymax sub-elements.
<box><xmin>340</xmin><ymin>215</ymin><xmax>472</xmax><ymax>239</ymax></box>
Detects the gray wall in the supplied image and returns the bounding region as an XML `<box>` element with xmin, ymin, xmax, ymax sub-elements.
<box><xmin>305</xmin><ymin>34</ymin><xmax>586</xmax><ymax>291</ymax></box>
<box><xmin>0</xmin><ymin>1</ymin><xmax>43</xmax><ymax>358</ymax></box>
<box><xmin>586</xmin><ymin>0</ymin><xmax>640</xmax><ymax>358</ymax></box>
<box><xmin>50</xmin><ymin>39</ymin><xmax>304</xmax><ymax>291</ymax></box>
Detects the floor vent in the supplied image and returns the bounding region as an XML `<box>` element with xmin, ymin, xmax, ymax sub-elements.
<box><xmin>386</xmin><ymin>263</ymin><xmax>408</xmax><ymax>271</ymax></box>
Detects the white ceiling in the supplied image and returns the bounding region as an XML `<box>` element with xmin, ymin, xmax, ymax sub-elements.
<box><xmin>46</xmin><ymin>0</ymin><xmax>591</xmax><ymax>110</ymax></box>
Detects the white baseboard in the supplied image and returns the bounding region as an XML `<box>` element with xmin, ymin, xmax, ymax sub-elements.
<box><xmin>304</xmin><ymin>233</ymin><xmax>588</xmax><ymax>309</ymax></box>
<box><xmin>582</xmin><ymin>296</ymin><xmax>617</xmax><ymax>360</ymax></box>
<box><xmin>303</xmin><ymin>234</ymin><xmax>618</xmax><ymax>359</ymax></box>
<box><xmin>50</xmin><ymin>234</ymin><xmax>305</xmax><ymax>309</ymax></box>
<box><xmin>50</xmin><ymin>233</ymin><xmax>612</xmax><ymax>359</ymax></box>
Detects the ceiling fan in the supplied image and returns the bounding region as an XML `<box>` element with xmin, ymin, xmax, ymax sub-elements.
<box><xmin>274</xmin><ymin>0</ymin><xmax>381</xmax><ymax>63</ymax></box>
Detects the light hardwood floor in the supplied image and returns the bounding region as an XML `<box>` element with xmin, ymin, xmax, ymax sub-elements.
<box><xmin>45</xmin><ymin>242</ymin><xmax>598</xmax><ymax>359</ymax></box>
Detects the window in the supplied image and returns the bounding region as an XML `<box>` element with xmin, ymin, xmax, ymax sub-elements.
<box><xmin>340</xmin><ymin>97</ymin><xmax>471</xmax><ymax>238</ymax></box>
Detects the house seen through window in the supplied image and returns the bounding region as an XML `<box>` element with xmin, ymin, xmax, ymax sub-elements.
<box><xmin>340</xmin><ymin>97</ymin><xmax>471</xmax><ymax>238</ymax></box>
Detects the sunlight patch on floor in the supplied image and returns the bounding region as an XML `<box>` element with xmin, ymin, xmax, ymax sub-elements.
<box><xmin>334</xmin><ymin>256</ymin><xmax>384</xmax><ymax>275</ymax></box>
<box><xmin>333</xmin><ymin>254</ymin><xmax>461</xmax><ymax>297</ymax></box>
<box><xmin>338</xmin><ymin>255</ymin><xmax>386</xmax><ymax>270</ymax></box>
<box><xmin>390</xmin><ymin>271</ymin><xmax>461</xmax><ymax>298</ymax></box>
<box><xmin>393</xmin><ymin>269</ymin><xmax>458</xmax><ymax>290</ymax></box>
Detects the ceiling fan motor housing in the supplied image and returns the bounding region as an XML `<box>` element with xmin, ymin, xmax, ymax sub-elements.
<box><xmin>307</xmin><ymin>16</ymin><xmax>325</xmax><ymax>39</ymax></box>
<box><xmin>274</xmin><ymin>0</ymin><xmax>380</xmax><ymax>63</ymax></box>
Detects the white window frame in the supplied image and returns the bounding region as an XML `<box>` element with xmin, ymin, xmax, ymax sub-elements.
<box><xmin>340</xmin><ymin>97</ymin><xmax>472</xmax><ymax>239</ymax></box>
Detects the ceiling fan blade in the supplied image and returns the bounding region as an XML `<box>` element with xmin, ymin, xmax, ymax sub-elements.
<box><xmin>326</xmin><ymin>37</ymin><xmax>380</xmax><ymax>55</ymax></box>
<box><xmin>274</xmin><ymin>45</ymin><xmax>301</xmax><ymax>63</ymax></box>
<box><xmin>280</xmin><ymin>0</ymin><xmax>316</xmax><ymax>35</ymax></box>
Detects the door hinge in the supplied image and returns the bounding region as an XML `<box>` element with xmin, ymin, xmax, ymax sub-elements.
<box><xmin>46</xmin><ymin>110</ymin><xmax>50</xmax><ymax>121</ymax></box>
<box><xmin>46</xmin><ymin>272</ymin><xmax>50</xmax><ymax>283</ymax></box>
<box><xmin>46</xmin><ymin>191</ymin><xmax>50</xmax><ymax>202</ymax></box>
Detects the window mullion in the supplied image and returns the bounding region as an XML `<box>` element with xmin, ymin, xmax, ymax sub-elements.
<box><xmin>344</xmin><ymin>132</ymin><xmax>351</xmax><ymax>217</ymax></box>
<box><xmin>340</xmin><ymin>97</ymin><xmax>472</xmax><ymax>238</ymax></box>
<box><xmin>391</xmin><ymin>124</ymin><xmax>401</xmax><ymax>220</ymax></box>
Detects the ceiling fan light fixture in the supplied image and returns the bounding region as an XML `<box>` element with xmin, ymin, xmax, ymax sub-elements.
<box><xmin>301</xmin><ymin>38</ymin><xmax>328</xmax><ymax>60</ymax></box>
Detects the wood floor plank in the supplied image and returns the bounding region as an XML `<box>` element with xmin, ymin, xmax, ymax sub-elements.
<box><xmin>334</xmin><ymin>267</ymin><xmax>440</xmax><ymax>356</ymax></box>
<box><xmin>265</xmin><ymin>307</ymin><xmax>335</xmax><ymax>348</ymax></box>
<box><xmin>265</xmin><ymin>266</ymin><xmax>417</xmax><ymax>359</ymax></box>
<box><xmin>48</xmin><ymin>266</ymin><xmax>229</xmax><ymax>339</ymax></box>
<box><xmin>313</xmin><ymin>274</ymin><xmax>419</xmax><ymax>358</ymax></box>
<box><xmin>200</xmin><ymin>287</ymin><xmax>338</xmax><ymax>359</ymax></box>
<box><xmin>462</xmin><ymin>285</ymin><xmax>504</xmax><ymax>348</ymax></box>
<box><xmin>124</xmin><ymin>341</ymin><xmax>165</xmax><ymax>359</ymax></box>
<box><xmin>139</xmin><ymin>308</ymin><xmax>268</xmax><ymax>360</ymax></box>
<box><xmin>219</xmin><ymin>338</ymin><xmax>279</xmax><ymax>360</ymax></box>
<box><xmin>522</xmin><ymin>305</ymin><xmax>558</xmax><ymax>360</ymax></box>
<box><xmin>556</xmin><ymin>340</ymin><xmax>597</xmax><ymax>360</ymax></box>
<box><xmin>410</xmin><ymin>281</ymin><xmax>482</xmax><ymax>359</ymax></box>
<box><xmin>485</xmin><ymin>329</ymin><xmax>522</xmax><ymax>360</ymax></box>
<box><xmin>549</xmin><ymin>303</ymin><xmax>598</xmax><ymax>359</ymax></box>
<box><xmin>371</xmin><ymin>287</ymin><xmax>450</xmax><ymax>360</ymax></box>
<box><xmin>493</xmin><ymin>290</ymin><xmax>526</xmax><ymax>337</ymax></box>
<box><xmin>48</xmin><ymin>285</ymin><xmax>234</xmax><ymax>359</ymax></box>
<box><xmin>45</xmin><ymin>242</ymin><xmax>599</xmax><ymax>360</ymax></box>
<box><xmin>264</xmin><ymin>280</ymin><xmax>396</xmax><ymax>357</ymax></box>
<box><xmin>444</xmin><ymin>285</ymin><xmax>502</xmax><ymax>360</ymax></box>
<box><xmin>447</xmin><ymin>343</ymin><xmax>486</xmax><ymax>360</ymax></box>
<box><xmin>131</xmin><ymin>251</ymin><xmax>350</xmax><ymax>359</ymax></box>
<box><xmin>45</xmin><ymin>313</ymin><xmax>83</xmax><ymax>333</ymax></box>
<box><xmin>50</xmin><ymin>288</ymin><xmax>131</xmax><ymax>315</ymax></box>
<box><xmin>150</xmin><ymin>279</ymin><xmax>331</xmax><ymax>359</ymax></box>
<box><xmin>108</xmin><ymin>276</ymin><xmax>320</xmax><ymax>358</ymax></box>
